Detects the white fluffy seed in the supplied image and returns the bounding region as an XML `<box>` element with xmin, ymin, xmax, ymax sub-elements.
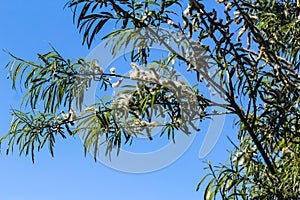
<box><xmin>110</xmin><ymin>67</ymin><xmax>116</xmax><ymax>74</ymax></box>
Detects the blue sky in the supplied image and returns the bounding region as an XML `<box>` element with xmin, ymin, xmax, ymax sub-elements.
<box><xmin>0</xmin><ymin>1</ymin><xmax>237</xmax><ymax>199</ymax></box>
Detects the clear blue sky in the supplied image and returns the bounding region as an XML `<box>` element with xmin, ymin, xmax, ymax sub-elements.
<box><xmin>0</xmin><ymin>1</ymin><xmax>237</xmax><ymax>199</ymax></box>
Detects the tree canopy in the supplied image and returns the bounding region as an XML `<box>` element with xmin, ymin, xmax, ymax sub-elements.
<box><xmin>1</xmin><ymin>0</ymin><xmax>300</xmax><ymax>199</ymax></box>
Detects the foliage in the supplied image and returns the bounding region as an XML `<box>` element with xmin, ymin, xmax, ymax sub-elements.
<box><xmin>1</xmin><ymin>0</ymin><xmax>300</xmax><ymax>199</ymax></box>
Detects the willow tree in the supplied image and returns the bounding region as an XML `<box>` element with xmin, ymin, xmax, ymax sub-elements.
<box><xmin>1</xmin><ymin>0</ymin><xmax>299</xmax><ymax>199</ymax></box>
